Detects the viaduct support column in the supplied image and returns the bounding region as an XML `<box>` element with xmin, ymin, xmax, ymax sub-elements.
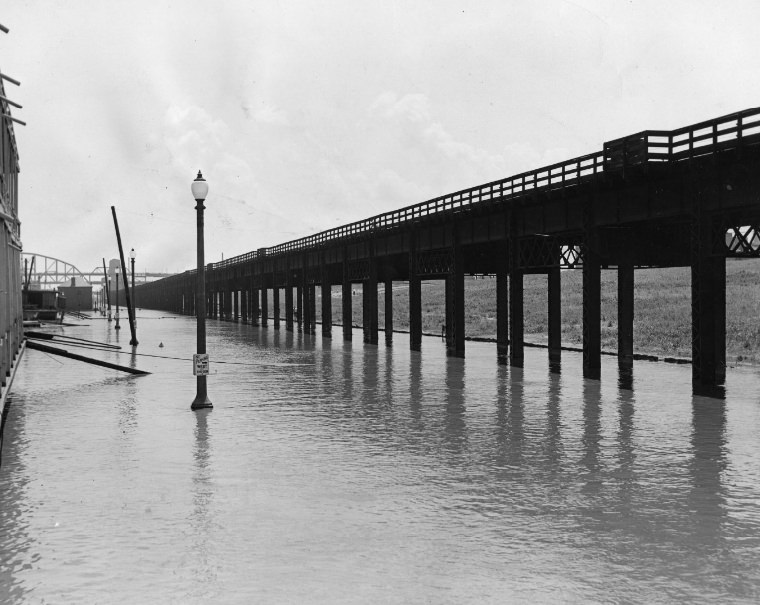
<box><xmin>548</xmin><ymin>265</ymin><xmax>562</xmax><ymax>365</ymax></box>
<box><xmin>302</xmin><ymin>276</ymin><xmax>310</xmax><ymax>334</ymax></box>
<box><xmin>273</xmin><ymin>286</ymin><xmax>281</xmax><ymax>329</ymax></box>
<box><xmin>260</xmin><ymin>285</ymin><xmax>268</xmax><ymax>327</ymax></box>
<box><xmin>296</xmin><ymin>284</ymin><xmax>303</xmax><ymax>332</ymax></box>
<box><xmin>445</xmin><ymin>238</ymin><xmax>465</xmax><ymax>358</ymax></box>
<box><xmin>321</xmin><ymin>267</ymin><xmax>332</xmax><ymax>338</ymax></box>
<box><xmin>583</xmin><ymin>227</ymin><xmax>602</xmax><ymax>380</ymax></box>
<box><xmin>691</xmin><ymin>214</ymin><xmax>726</xmax><ymax>386</ymax></box>
<box><xmin>618</xmin><ymin>260</ymin><xmax>634</xmax><ymax>369</ymax></box>
<box><xmin>363</xmin><ymin>261</ymin><xmax>378</xmax><ymax>345</ymax></box>
<box><xmin>509</xmin><ymin>234</ymin><xmax>524</xmax><ymax>366</ymax></box>
<box><xmin>342</xmin><ymin>256</ymin><xmax>352</xmax><ymax>341</ymax></box>
<box><xmin>385</xmin><ymin>275</ymin><xmax>393</xmax><ymax>346</ymax></box>
<box><xmin>307</xmin><ymin>283</ymin><xmax>316</xmax><ymax>335</ymax></box>
<box><xmin>223</xmin><ymin>289</ymin><xmax>231</xmax><ymax>320</ymax></box>
<box><xmin>233</xmin><ymin>287</ymin><xmax>239</xmax><ymax>322</ymax></box>
<box><xmin>251</xmin><ymin>284</ymin><xmax>260</xmax><ymax>326</ymax></box>
<box><xmin>285</xmin><ymin>276</ymin><xmax>294</xmax><ymax>332</ymax></box>
<box><xmin>496</xmin><ymin>243</ymin><xmax>509</xmax><ymax>365</ymax></box>
<box><xmin>241</xmin><ymin>288</ymin><xmax>247</xmax><ymax>323</ymax></box>
<box><xmin>409</xmin><ymin>241</ymin><xmax>422</xmax><ymax>352</ymax></box>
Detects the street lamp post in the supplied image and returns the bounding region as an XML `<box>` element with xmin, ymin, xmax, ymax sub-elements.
<box><xmin>129</xmin><ymin>248</ymin><xmax>137</xmax><ymax>346</ymax></box>
<box><xmin>106</xmin><ymin>277</ymin><xmax>112</xmax><ymax>321</ymax></box>
<box><xmin>191</xmin><ymin>170</ymin><xmax>213</xmax><ymax>410</ymax></box>
<box><xmin>115</xmin><ymin>268</ymin><xmax>121</xmax><ymax>330</ymax></box>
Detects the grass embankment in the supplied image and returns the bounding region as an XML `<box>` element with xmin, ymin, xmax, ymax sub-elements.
<box><xmin>321</xmin><ymin>258</ymin><xmax>760</xmax><ymax>364</ymax></box>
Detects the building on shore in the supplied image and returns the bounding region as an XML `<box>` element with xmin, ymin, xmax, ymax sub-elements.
<box><xmin>0</xmin><ymin>51</ymin><xmax>23</xmax><ymax>413</ymax></box>
<box><xmin>58</xmin><ymin>277</ymin><xmax>94</xmax><ymax>312</ymax></box>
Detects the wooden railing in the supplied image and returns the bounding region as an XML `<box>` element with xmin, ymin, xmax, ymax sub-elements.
<box><xmin>209</xmin><ymin>108</ymin><xmax>760</xmax><ymax>271</ymax></box>
<box><xmin>605</xmin><ymin>108</ymin><xmax>760</xmax><ymax>169</ymax></box>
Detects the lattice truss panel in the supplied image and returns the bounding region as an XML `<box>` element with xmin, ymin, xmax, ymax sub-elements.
<box><xmin>21</xmin><ymin>253</ymin><xmax>92</xmax><ymax>290</ymax></box>
<box><xmin>347</xmin><ymin>259</ymin><xmax>370</xmax><ymax>281</ymax></box>
<box><xmin>725</xmin><ymin>225</ymin><xmax>760</xmax><ymax>257</ymax></box>
<box><xmin>517</xmin><ymin>237</ymin><xmax>583</xmax><ymax>269</ymax></box>
<box><xmin>305</xmin><ymin>267</ymin><xmax>321</xmax><ymax>284</ymax></box>
<box><xmin>415</xmin><ymin>250</ymin><xmax>453</xmax><ymax>276</ymax></box>
<box><xmin>560</xmin><ymin>245</ymin><xmax>583</xmax><ymax>268</ymax></box>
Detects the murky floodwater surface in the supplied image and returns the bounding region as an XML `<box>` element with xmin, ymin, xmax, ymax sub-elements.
<box><xmin>1</xmin><ymin>311</ymin><xmax>760</xmax><ymax>603</ymax></box>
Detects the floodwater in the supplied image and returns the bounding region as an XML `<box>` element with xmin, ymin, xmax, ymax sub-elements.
<box><xmin>1</xmin><ymin>310</ymin><xmax>760</xmax><ymax>604</ymax></box>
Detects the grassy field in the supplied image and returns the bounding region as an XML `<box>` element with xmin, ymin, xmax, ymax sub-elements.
<box><xmin>313</xmin><ymin>258</ymin><xmax>760</xmax><ymax>364</ymax></box>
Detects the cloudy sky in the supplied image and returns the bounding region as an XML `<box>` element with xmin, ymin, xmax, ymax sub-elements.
<box><xmin>2</xmin><ymin>0</ymin><xmax>759</xmax><ymax>275</ymax></box>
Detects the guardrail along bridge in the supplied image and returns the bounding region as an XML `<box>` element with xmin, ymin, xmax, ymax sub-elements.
<box><xmin>138</xmin><ymin>108</ymin><xmax>760</xmax><ymax>388</ymax></box>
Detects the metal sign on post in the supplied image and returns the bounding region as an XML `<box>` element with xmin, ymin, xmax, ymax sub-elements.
<box><xmin>193</xmin><ymin>353</ymin><xmax>209</xmax><ymax>376</ymax></box>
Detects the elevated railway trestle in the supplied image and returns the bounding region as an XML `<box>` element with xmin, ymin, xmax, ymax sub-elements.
<box><xmin>137</xmin><ymin>108</ymin><xmax>760</xmax><ymax>388</ymax></box>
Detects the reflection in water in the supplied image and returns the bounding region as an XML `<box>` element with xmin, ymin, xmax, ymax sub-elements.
<box><xmin>383</xmin><ymin>346</ymin><xmax>394</xmax><ymax>407</ymax></box>
<box><xmin>341</xmin><ymin>341</ymin><xmax>355</xmax><ymax>404</ymax></box>
<box><xmin>0</xmin><ymin>393</ymin><xmax>32</xmax><ymax>603</ymax></box>
<box><xmin>545</xmin><ymin>370</ymin><xmax>563</xmax><ymax>470</ymax></box>
<box><xmin>616</xmin><ymin>386</ymin><xmax>636</xmax><ymax>522</ymax></box>
<box><xmin>549</xmin><ymin>360</ymin><xmax>562</xmax><ymax>377</ymax></box>
<box><xmin>443</xmin><ymin>359</ymin><xmax>467</xmax><ymax>456</ymax></box>
<box><xmin>361</xmin><ymin>346</ymin><xmax>380</xmax><ymax>415</ymax></box>
<box><xmin>1</xmin><ymin>311</ymin><xmax>759</xmax><ymax>603</ymax></box>
<box><xmin>408</xmin><ymin>354</ymin><xmax>422</xmax><ymax>424</ymax></box>
<box><xmin>618</xmin><ymin>366</ymin><xmax>634</xmax><ymax>392</ymax></box>
<box><xmin>581</xmin><ymin>380</ymin><xmax>603</xmax><ymax>492</ymax></box>
<box><xmin>189</xmin><ymin>409</ymin><xmax>216</xmax><ymax>597</ymax></box>
<box><xmin>494</xmin><ymin>366</ymin><xmax>525</xmax><ymax>470</ymax></box>
<box><xmin>688</xmin><ymin>397</ymin><xmax>727</xmax><ymax>547</ymax></box>
<box><xmin>692</xmin><ymin>382</ymin><xmax>727</xmax><ymax>400</ymax></box>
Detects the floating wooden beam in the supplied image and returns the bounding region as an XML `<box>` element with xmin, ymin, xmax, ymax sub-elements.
<box><xmin>26</xmin><ymin>340</ymin><xmax>150</xmax><ymax>375</ymax></box>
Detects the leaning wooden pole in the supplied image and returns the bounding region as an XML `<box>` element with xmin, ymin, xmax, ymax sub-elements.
<box><xmin>110</xmin><ymin>207</ymin><xmax>138</xmax><ymax>346</ymax></box>
<box><xmin>102</xmin><ymin>258</ymin><xmax>111</xmax><ymax>310</ymax></box>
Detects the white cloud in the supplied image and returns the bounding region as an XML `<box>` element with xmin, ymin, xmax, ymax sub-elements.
<box><xmin>369</xmin><ymin>92</ymin><xmax>432</xmax><ymax>123</ymax></box>
<box><xmin>6</xmin><ymin>0</ymin><xmax>760</xmax><ymax>272</ymax></box>
<box><xmin>252</xmin><ymin>103</ymin><xmax>290</xmax><ymax>126</ymax></box>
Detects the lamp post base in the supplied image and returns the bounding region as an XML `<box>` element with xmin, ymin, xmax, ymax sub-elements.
<box><xmin>191</xmin><ymin>395</ymin><xmax>213</xmax><ymax>410</ymax></box>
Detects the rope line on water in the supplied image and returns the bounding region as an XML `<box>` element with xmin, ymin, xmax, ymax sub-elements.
<box><xmin>25</xmin><ymin>337</ymin><xmax>312</xmax><ymax>367</ymax></box>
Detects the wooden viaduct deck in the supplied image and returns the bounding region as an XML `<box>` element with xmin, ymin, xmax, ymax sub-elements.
<box><xmin>137</xmin><ymin>108</ymin><xmax>760</xmax><ymax>388</ymax></box>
